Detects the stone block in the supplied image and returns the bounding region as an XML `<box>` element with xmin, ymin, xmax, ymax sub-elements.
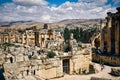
<box><xmin>23</xmin><ymin>70</ymin><xmax>27</xmax><ymax>77</ymax></box>
<box><xmin>24</xmin><ymin>56</ymin><xmax>29</xmax><ymax>61</ymax></box>
<box><xmin>111</xmin><ymin>68</ymin><xmax>120</xmax><ymax>76</ymax></box>
<box><xmin>17</xmin><ymin>73</ymin><xmax>23</xmax><ymax>79</ymax></box>
<box><xmin>16</xmin><ymin>54</ymin><xmax>24</xmax><ymax>62</ymax></box>
<box><xmin>90</xmin><ymin>77</ymin><xmax>111</xmax><ymax>80</ymax></box>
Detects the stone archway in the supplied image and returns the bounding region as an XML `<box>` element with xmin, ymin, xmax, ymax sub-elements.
<box><xmin>91</xmin><ymin>33</ymin><xmax>101</xmax><ymax>49</ymax></box>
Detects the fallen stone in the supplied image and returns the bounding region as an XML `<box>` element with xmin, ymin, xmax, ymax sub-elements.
<box><xmin>110</xmin><ymin>68</ymin><xmax>120</xmax><ymax>76</ymax></box>
<box><xmin>90</xmin><ymin>77</ymin><xmax>112</xmax><ymax>80</ymax></box>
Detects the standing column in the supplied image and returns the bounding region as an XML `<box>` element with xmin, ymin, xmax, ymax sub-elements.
<box><xmin>25</xmin><ymin>31</ymin><xmax>28</xmax><ymax>45</ymax></box>
<box><xmin>100</xmin><ymin>19</ymin><xmax>105</xmax><ymax>51</ymax></box>
<box><xmin>115</xmin><ymin>21</ymin><xmax>119</xmax><ymax>55</ymax></box>
<box><xmin>107</xmin><ymin>18</ymin><xmax>112</xmax><ymax>53</ymax></box>
<box><xmin>35</xmin><ymin>31</ymin><xmax>39</xmax><ymax>46</ymax></box>
<box><xmin>22</xmin><ymin>34</ymin><xmax>24</xmax><ymax>44</ymax></box>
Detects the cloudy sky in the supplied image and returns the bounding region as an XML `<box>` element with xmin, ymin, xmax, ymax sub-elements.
<box><xmin>0</xmin><ymin>0</ymin><xmax>120</xmax><ymax>22</ymax></box>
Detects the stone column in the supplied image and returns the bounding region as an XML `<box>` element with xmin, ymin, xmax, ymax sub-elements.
<box><xmin>39</xmin><ymin>33</ymin><xmax>41</xmax><ymax>48</ymax></box>
<box><xmin>107</xmin><ymin>18</ymin><xmax>112</xmax><ymax>53</ymax></box>
<box><xmin>35</xmin><ymin>31</ymin><xmax>39</xmax><ymax>47</ymax></box>
<box><xmin>115</xmin><ymin>21</ymin><xmax>119</xmax><ymax>55</ymax></box>
<box><xmin>25</xmin><ymin>32</ymin><xmax>28</xmax><ymax>45</ymax></box>
<box><xmin>41</xmin><ymin>34</ymin><xmax>45</xmax><ymax>48</ymax></box>
<box><xmin>44</xmin><ymin>34</ymin><xmax>46</xmax><ymax>48</ymax></box>
<box><xmin>100</xmin><ymin>19</ymin><xmax>105</xmax><ymax>51</ymax></box>
<box><xmin>8</xmin><ymin>33</ymin><xmax>11</xmax><ymax>43</ymax></box>
<box><xmin>22</xmin><ymin>34</ymin><xmax>24</xmax><ymax>44</ymax></box>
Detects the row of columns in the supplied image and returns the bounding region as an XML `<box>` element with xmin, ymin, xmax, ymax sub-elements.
<box><xmin>101</xmin><ymin>15</ymin><xmax>120</xmax><ymax>55</ymax></box>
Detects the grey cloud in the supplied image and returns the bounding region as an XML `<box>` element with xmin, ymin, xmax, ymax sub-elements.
<box><xmin>13</xmin><ymin>0</ymin><xmax>48</xmax><ymax>6</ymax></box>
<box><xmin>0</xmin><ymin>0</ymin><xmax>117</xmax><ymax>22</ymax></box>
<box><xmin>79</xmin><ymin>0</ymin><xmax>107</xmax><ymax>6</ymax></box>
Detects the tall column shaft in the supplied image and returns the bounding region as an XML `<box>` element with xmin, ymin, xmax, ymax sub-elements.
<box><xmin>100</xmin><ymin>20</ymin><xmax>105</xmax><ymax>51</ymax></box>
<box><xmin>115</xmin><ymin>22</ymin><xmax>119</xmax><ymax>55</ymax></box>
<box><xmin>107</xmin><ymin>18</ymin><xmax>111</xmax><ymax>53</ymax></box>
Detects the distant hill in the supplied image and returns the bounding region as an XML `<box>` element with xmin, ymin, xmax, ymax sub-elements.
<box><xmin>57</xmin><ymin>19</ymin><xmax>100</xmax><ymax>29</ymax></box>
<box><xmin>0</xmin><ymin>19</ymin><xmax>100</xmax><ymax>29</ymax></box>
<box><xmin>59</xmin><ymin>19</ymin><xmax>100</xmax><ymax>24</ymax></box>
<box><xmin>0</xmin><ymin>20</ymin><xmax>32</xmax><ymax>27</ymax></box>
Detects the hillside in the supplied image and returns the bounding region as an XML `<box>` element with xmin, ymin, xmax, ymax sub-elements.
<box><xmin>0</xmin><ymin>19</ymin><xmax>100</xmax><ymax>29</ymax></box>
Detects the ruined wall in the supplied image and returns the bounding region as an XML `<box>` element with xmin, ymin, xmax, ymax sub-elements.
<box><xmin>73</xmin><ymin>53</ymin><xmax>91</xmax><ymax>74</ymax></box>
<box><xmin>100</xmin><ymin>8</ymin><xmax>120</xmax><ymax>55</ymax></box>
<box><xmin>36</xmin><ymin>59</ymin><xmax>63</xmax><ymax>79</ymax></box>
<box><xmin>92</xmin><ymin>54</ymin><xmax>120</xmax><ymax>66</ymax></box>
<box><xmin>3</xmin><ymin>59</ymin><xmax>63</xmax><ymax>80</ymax></box>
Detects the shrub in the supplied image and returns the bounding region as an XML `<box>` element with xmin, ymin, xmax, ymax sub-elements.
<box><xmin>2</xmin><ymin>43</ymin><xmax>15</xmax><ymax>47</ymax></box>
<box><xmin>47</xmin><ymin>51</ymin><xmax>56</xmax><ymax>58</ymax></box>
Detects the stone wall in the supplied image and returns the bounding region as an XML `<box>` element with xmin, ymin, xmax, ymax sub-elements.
<box><xmin>92</xmin><ymin>54</ymin><xmax>120</xmax><ymax>66</ymax></box>
<box><xmin>0</xmin><ymin>53</ymin><xmax>5</xmax><ymax>65</ymax></box>
<box><xmin>3</xmin><ymin>59</ymin><xmax>63</xmax><ymax>80</ymax></box>
<box><xmin>72</xmin><ymin>54</ymin><xmax>91</xmax><ymax>74</ymax></box>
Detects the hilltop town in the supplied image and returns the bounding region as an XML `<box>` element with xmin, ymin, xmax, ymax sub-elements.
<box><xmin>0</xmin><ymin>7</ymin><xmax>120</xmax><ymax>80</ymax></box>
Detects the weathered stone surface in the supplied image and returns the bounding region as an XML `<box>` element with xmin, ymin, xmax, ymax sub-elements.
<box><xmin>24</xmin><ymin>56</ymin><xmax>29</xmax><ymax>61</ymax></box>
<box><xmin>17</xmin><ymin>73</ymin><xmax>23</xmax><ymax>79</ymax></box>
<box><xmin>3</xmin><ymin>62</ymin><xmax>18</xmax><ymax>74</ymax></box>
<box><xmin>9</xmin><ymin>47</ymin><xmax>15</xmax><ymax>52</ymax></box>
<box><xmin>16</xmin><ymin>54</ymin><xmax>24</xmax><ymax>62</ymax></box>
<box><xmin>31</xmin><ymin>60</ymin><xmax>42</xmax><ymax>66</ymax></box>
<box><xmin>90</xmin><ymin>77</ymin><xmax>112</xmax><ymax>80</ymax></box>
<box><xmin>23</xmin><ymin>70</ymin><xmax>27</xmax><ymax>77</ymax></box>
<box><xmin>92</xmin><ymin>54</ymin><xmax>120</xmax><ymax>66</ymax></box>
<box><xmin>111</xmin><ymin>68</ymin><xmax>120</xmax><ymax>76</ymax></box>
<box><xmin>0</xmin><ymin>53</ymin><xmax>5</xmax><ymax>64</ymax></box>
<box><xmin>17</xmin><ymin>61</ymin><xmax>30</xmax><ymax>68</ymax></box>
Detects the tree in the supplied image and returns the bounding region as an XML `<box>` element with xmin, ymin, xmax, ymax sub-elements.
<box><xmin>74</xmin><ymin>27</ymin><xmax>80</xmax><ymax>42</ymax></box>
<box><xmin>47</xmin><ymin>51</ymin><xmax>56</xmax><ymax>58</ymax></box>
<box><xmin>43</xmin><ymin>24</ymin><xmax>48</xmax><ymax>29</ymax></box>
<box><xmin>63</xmin><ymin>43</ymin><xmax>70</xmax><ymax>52</ymax></box>
<box><xmin>63</xmin><ymin>27</ymin><xmax>70</xmax><ymax>42</ymax></box>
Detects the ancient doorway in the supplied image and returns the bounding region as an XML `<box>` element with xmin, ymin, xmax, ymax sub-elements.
<box><xmin>62</xmin><ymin>59</ymin><xmax>70</xmax><ymax>74</ymax></box>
